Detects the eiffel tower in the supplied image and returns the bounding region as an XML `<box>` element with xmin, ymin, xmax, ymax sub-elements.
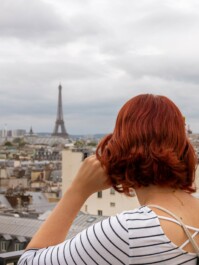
<box><xmin>52</xmin><ymin>84</ymin><xmax>69</xmax><ymax>138</ymax></box>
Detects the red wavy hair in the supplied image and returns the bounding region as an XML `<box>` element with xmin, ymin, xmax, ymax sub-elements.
<box><xmin>96</xmin><ymin>94</ymin><xmax>197</xmax><ymax>196</ymax></box>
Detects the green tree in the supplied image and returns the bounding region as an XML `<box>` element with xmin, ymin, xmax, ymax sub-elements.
<box><xmin>4</xmin><ymin>141</ymin><xmax>13</xmax><ymax>146</ymax></box>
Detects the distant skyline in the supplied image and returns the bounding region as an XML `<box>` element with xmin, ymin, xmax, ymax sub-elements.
<box><xmin>1</xmin><ymin>0</ymin><xmax>199</xmax><ymax>134</ymax></box>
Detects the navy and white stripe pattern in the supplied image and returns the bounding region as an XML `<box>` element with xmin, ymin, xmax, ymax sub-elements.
<box><xmin>18</xmin><ymin>206</ymin><xmax>197</xmax><ymax>265</ymax></box>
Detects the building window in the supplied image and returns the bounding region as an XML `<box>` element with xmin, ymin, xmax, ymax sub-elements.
<box><xmin>0</xmin><ymin>241</ymin><xmax>8</xmax><ymax>252</ymax></box>
<box><xmin>110</xmin><ymin>202</ymin><xmax>115</xmax><ymax>207</ymax></box>
<box><xmin>97</xmin><ymin>191</ymin><xmax>102</xmax><ymax>198</ymax></box>
<box><xmin>14</xmin><ymin>243</ymin><xmax>23</xmax><ymax>251</ymax></box>
<box><xmin>98</xmin><ymin>210</ymin><xmax>103</xmax><ymax>216</ymax></box>
<box><xmin>82</xmin><ymin>151</ymin><xmax>91</xmax><ymax>161</ymax></box>
<box><xmin>110</xmin><ymin>188</ymin><xmax>115</xmax><ymax>195</ymax></box>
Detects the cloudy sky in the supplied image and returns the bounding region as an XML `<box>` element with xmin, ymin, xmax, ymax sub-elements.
<box><xmin>1</xmin><ymin>0</ymin><xmax>199</xmax><ymax>134</ymax></box>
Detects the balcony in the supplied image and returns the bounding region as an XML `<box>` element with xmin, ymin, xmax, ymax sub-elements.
<box><xmin>0</xmin><ymin>250</ymin><xmax>23</xmax><ymax>265</ymax></box>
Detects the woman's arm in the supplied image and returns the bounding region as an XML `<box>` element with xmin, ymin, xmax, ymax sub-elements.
<box><xmin>26</xmin><ymin>155</ymin><xmax>111</xmax><ymax>249</ymax></box>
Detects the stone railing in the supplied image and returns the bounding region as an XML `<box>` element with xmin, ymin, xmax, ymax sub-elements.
<box><xmin>0</xmin><ymin>250</ymin><xmax>23</xmax><ymax>265</ymax></box>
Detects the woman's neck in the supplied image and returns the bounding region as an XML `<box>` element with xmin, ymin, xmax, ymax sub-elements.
<box><xmin>135</xmin><ymin>185</ymin><xmax>190</xmax><ymax>207</ymax></box>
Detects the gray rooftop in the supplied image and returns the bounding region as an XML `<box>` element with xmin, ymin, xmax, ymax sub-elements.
<box><xmin>24</xmin><ymin>136</ymin><xmax>70</xmax><ymax>146</ymax></box>
<box><xmin>66</xmin><ymin>212</ymin><xmax>107</xmax><ymax>239</ymax></box>
<box><xmin>26</xmin><ymin>192</ymin><xmax>56</xmax><ymax>213</ymax></box>
<box><xmin>0</xmin><ymin>211</ymin><xmax>107</xmax><ymax>240</ymax></box>
<box><xmin>0</xmin><ymin>194</ymin><xmax>12</xmax><ymax>209</ymax></box>
<box><xmin>0</xmin><ymin>215</ymin><xmax>42</xmax><ymax>238</ymax></box>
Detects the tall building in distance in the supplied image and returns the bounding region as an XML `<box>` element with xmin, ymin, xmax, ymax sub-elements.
<box><xmin>52</xmin><ymin>84</ymin><xmax>69</xmax><ymax>138</ymax></box>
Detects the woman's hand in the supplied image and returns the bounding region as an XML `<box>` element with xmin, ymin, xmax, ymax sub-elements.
<box><xmin>69</xmin><ymin>155</ymin><xmax>112</xmax><ymax>199</ymax></box>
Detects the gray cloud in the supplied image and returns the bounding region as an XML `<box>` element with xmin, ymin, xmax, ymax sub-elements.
<box><xmin>0</xmin><ymin>0</ymin><xmax>65</xmax><ymax>40</ymax></box>
<box><xmin>0</xmin><ymin>0</ymin><xmax>105</xmax><ymax>46</ymax></box>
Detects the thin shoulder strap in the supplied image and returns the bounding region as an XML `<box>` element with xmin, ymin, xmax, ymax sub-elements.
<box><xmin>148</xmin><ymin>204</ymin><xmax>199</xmax><ymax>256</ymax></box>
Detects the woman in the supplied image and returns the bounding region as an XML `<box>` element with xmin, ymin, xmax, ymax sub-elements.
<box><xmin>18</xmin><ymin>94</ymin><xmax>199</xmax><ymax>265</ymax></box>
